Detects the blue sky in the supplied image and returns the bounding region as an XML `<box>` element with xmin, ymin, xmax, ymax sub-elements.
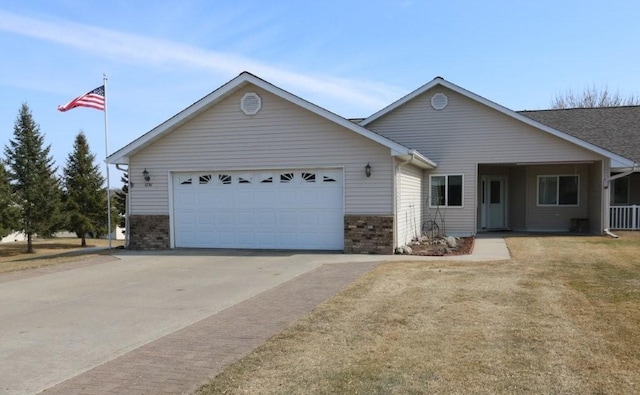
<box><xmin>1</xmin><ymin>0</ymin><xmax>639</xmax><ymax>187</ymax></box>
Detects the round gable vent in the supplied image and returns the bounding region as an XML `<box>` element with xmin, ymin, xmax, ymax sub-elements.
<box><xmin>241</xmin><ymin>92</ymin><xmax>261</xmax><ymax>115</ymax></box>
<box><xmin>431</xmin><ymin>93</ymin><xmax>448</xmax><ymax>110</ymax></box>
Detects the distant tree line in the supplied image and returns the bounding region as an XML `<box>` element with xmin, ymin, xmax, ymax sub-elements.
<box><xmin>1</xmin><ymin>103</ymin><xmax>125</xmax><ymax>253</ymax></box>
<box><xmin>551</xmin><ymin>84</ymin><xmax>640</xmax><ymax>109</ymax></box>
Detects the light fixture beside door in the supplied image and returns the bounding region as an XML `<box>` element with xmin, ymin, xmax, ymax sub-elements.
<box><xmin>142</xmin><ymin>168</ymin><xmax>152</xmax><ymax>187</ymax></box>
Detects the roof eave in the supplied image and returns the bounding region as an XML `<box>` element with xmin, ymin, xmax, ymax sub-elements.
<box><xmin>394</xmin><ymin>149</ymin><xmax>437</xmax><ymax>169</ymax></box>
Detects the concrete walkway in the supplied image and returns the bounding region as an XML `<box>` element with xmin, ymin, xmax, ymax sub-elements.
<box><xmin>386</xmin><ymin>233</ymin><xmax>512</xmax><ymax>262</ymax></box>
<box><xmin>462</xmin><ymin>233</ymin><xmax>511</xmax><ymax>261</ymax></box>
<box><xmin>27</xmin><ymin>236</ymin><xmax>510</xmax><ymax>394</ymax></box>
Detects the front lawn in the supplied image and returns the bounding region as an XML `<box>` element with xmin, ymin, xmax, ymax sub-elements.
<box><xmin>197</xmin><ymin>233</ymin><xmax>640</xmax><ymax>394</ymax></box>
<box><xmin>0</xmin><ymin>238</ymin><xmax>123</xmax><ymax>274</ymax></box>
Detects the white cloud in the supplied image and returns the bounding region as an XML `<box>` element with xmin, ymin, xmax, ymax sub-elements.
<box><xmin>0</xmin><ymin>10</ymin><xmax>405</xmax><ymax>112</ymax></box>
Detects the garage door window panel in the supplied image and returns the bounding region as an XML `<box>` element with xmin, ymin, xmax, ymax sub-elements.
<box><xmin>199</xmin><ymin>174</ymin><xmax>212</xmax><ymax>184</ymax></box>
<box><xmin>218</xmin><ymin>174</ymin><xmax>232</xmax><ymax>185</ymax></box>
<box><xmin>280</xmin><ymin>172</ymin><xmax>294</xmax><ymax>183</ymax></box>
<box><xmin>238</xmin><ymin>174</ymin><xmax>252</xmax><ymax>184</ymax></box>
<box><xmin>260</xmin><ymin>173</ymin><xmax>273</xmax><ymax>183</ymax></box>
<box><xmin>302</xmin><ymin>172</ymin><xmax>316</xmax><ymax>182</ymax></box>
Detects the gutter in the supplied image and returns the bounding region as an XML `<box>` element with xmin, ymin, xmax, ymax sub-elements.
<box><xmin>408</xmin><ymin>149</ymin><xmax>437</xmax><ymax>169</ymax></box>
<box><xmin>608</xmin><ymin>163</ymin><xmax>638</xmax><ymax>183</ymax></box>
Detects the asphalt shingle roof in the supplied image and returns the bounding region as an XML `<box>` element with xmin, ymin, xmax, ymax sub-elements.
<box><xmin>519</xmin><ymin>106</ymin><xmax>640</xmax><ymax>164</ymax></box>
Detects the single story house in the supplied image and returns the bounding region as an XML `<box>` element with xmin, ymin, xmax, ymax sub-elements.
<box><xmin>107</xmin><ymin>72</ymin><xmax>638</xmax><ymax>253</ymax></box>
<box><xmin>519</xmin><ymin>106</ymin><xmax>640</xmax><ymax>230</ymax></box>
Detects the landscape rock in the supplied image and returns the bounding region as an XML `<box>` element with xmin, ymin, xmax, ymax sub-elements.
<box><xmin>395</xmin><ymin>245</ymin><xmax>413</xmax><ymax>255</ymax></box>
<box><xmin>444</xmin><ymin>236</ymin><xmax>458</xmax><ymax>248</ymax></box>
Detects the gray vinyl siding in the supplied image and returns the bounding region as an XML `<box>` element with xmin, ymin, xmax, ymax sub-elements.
<box><xmin>588</xmin><ymin>162</ymin><xmax>603</xmax><ymax>233</ymax></box>
<box><xmin>508</xmin><ymin>167</ymin><xmax>527</xmax><ymax>230</ymax></box>
<box><xmin>525</xmin><ymin>164</ymin><xmax>590</xmax><ymax>231</ymax></box>
<box><xmin>368</xmin><ymin>87</ymin><xmax>606</xmax><ymax>234</ymax></box>
<box><xmin>129</xmin><ymin>86</ymin><xmax>393</xmax><ymax>215</ymax></box>
<box><xmin>397</xmin><ymin>163</ymin><xmax>423</xmax><ymax>247</ymax></box>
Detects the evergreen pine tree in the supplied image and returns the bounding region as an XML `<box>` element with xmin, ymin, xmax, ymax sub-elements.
<box><xmin>0</xmin><ymin>162</ymin><xmax>18</xmax><ymax>238</ymax></box>
<box><xmin>114</xmin><ymin>172</ymin><xmax>128</xmax><ymax>229</ymax></box>
<box><xmin>4</xmin><ymin>103</ymin><xmax>62</xmax><ymax>253</ymax></box>
<box><xmin>63</xmin><ymin>131</ymin><xmax>107</xmax><ymax>247</ymax></box>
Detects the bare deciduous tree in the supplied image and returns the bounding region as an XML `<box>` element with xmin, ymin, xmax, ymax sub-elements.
<box><xmin>551</xmin><ymin>84</ymin><xmax>640</xmax><ymax>109</ymax></box>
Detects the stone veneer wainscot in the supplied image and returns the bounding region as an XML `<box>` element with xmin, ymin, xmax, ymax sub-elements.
<box><xmin>128</xmin><ymin>214</ymin><xmax>394</xmax><ymax>253</ymax></box>
<box><xmin>344</xmin><ymin>215</ymin><xmax>394</xmax><ymax>254</ymax></box>
<box><xmin>128</xmin><ymin>215</ymin><xmax>170</xmax><ymax>249</ymax></box>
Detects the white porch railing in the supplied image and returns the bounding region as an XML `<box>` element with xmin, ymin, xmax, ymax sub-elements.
<box><xmin>610</xmin><ymin>205</ymin><xmax>640</xmax><ymax>230</ymax></box>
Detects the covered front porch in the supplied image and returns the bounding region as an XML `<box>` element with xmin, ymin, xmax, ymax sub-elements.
<box><xmin>609</xmin><ymin>173</ymin><xmax>640</xmax><ymax>230</ymax></box>
<box><xmin>477</xmin><ymin>162</ymin><xmax>605</xmax><ymax>234</ymax></box>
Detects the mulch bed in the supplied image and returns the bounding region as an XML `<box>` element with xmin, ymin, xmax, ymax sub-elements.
<box><xmin>410</xmin><ymin>236</ymin><xmax>475</xmax><ymax>256</ymax></box>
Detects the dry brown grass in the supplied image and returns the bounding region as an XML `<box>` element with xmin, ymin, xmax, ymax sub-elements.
<box><xmin>197</xmin><ymin>233</ymin><xmax>640</xmax><ymax>394</ymax></box>
<box><xmin>0</xmin><ymin>237</ymin><xmax>123</xmax><ymax>274</ymax></box>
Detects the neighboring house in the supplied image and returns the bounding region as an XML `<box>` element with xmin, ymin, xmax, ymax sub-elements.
<box><xmin>520</xmin><ymin>107</ymin><xmax>640</xmax><ymax>230</ymax></box>
<box><xmin>1</xmin><ymin>231</ymin><xmax>26</xmax><ymax>243</ymax></box>
<box><xmin>107</xmin><ymin>72</ymin><xmax>638</xmax><ymax>253</ymax></box>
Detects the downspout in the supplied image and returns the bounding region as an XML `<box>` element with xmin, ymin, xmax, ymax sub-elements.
<box><xmin>395</xmin><ymin>153</ymin><xmax>415</xmax><ymax>250</ymax></box>
<box><xmin>604</xmin><ymin>229</ymin><xmax>619</xmax><ymax>239</ymax></box>
<box><xmin>115</xmin><ymin>163</ymin><xmax>130</xmax><ymax>248</ymax></box>
<box><xmin>603</xmin><ymin>163</ymin><xmax>638</xmax><ymax>238</ymax></box>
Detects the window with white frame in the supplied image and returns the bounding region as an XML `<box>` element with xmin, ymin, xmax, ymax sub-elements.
<box><xmin>538</xmin><ymin>175</ymin><xmax>579</xmax><ymax>206</ymax></box>
<box><xmin>611</xmin><ymin>176</ymin><xmax>629</xmax><ymax>205</ymax></box>
<box><xmin>430</xmin><ymin>175</ymin><xmax>463</xmax><ymax>207</ymax></box>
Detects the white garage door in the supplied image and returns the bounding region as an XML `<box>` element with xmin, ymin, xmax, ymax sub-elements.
<box><xmin>172</xmin><ymin>169</ymin><xmax>344</xmax><ymax>250</ymax></box>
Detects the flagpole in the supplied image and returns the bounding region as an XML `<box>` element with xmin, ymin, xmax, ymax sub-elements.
<box><xmin>103</xmin><ymin>73</ymin><xmax>112</xmax><ymax>249</ymax></box>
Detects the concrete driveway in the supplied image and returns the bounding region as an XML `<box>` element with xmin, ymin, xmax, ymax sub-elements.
<box><xmin>0</xmin><ymin>250</ymin><xmax>381</xmax><ymax>395</ymax></box>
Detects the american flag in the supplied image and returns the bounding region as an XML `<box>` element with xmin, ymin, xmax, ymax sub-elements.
<box><xmin>57</xmin><ymin>85</ymin><xmax>105</xmax><ymax>112</ymax></box>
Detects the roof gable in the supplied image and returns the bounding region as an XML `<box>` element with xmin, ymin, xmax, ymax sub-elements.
<box><xmin>107</xmin><ymin>72</ymin><xmax>435</xmax><ymax>168</ymax></box>
<box><xmin>360</xmin><ymin>78</ymin><xmax>636</xmax><ymax>168</ymax></box>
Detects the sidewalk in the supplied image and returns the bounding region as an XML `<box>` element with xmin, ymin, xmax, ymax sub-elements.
<box><xmin>461</xmin><ymin>233</ymin><xmax>511</xmax><ymax>261</ymax></box>
<box><xmin>385</xmin><ymin>234</ymin><xmax>511</xmax><ymax>262</ymax></box>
